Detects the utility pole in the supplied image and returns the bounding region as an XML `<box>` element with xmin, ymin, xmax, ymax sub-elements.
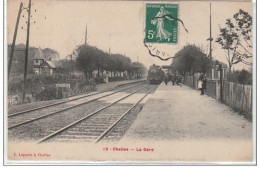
<box><xmin>84</xmin><ymin>24</ymin><xmax>87</xmax><ymax>45</ymax></box>
<box><xmin>206</xmin><ymin>3</ymin><xmax>213</xmax><ymax>79</ymax></box>
<box><xmin>22</xmin><ymin>0</ymin><xmax>32</xmax><ymax>103</ymax></box>
<box><xmin>70</xmin><ymin>54</ymin><xmax>74</xmax><ymax>74</ymax></box>
<box><xmin>219</xmin><ymin>64</ymin><xmax>223</xmax><ymax>102</ymax></box>
<box><xmin>8</xmin><ymin>2</ymin><xmax>23</xmax><ymax>79</ymax></box>
<box><xmin>209</xmin><ymin>3</ymin><xmax>213</xmax><ymax>61</ymax></box>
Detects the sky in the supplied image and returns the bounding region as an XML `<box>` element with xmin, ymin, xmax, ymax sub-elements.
<box><xmin>7</xmin><ymin>0</ymin><xmax>253</xmax><ymax>70</ymax></box>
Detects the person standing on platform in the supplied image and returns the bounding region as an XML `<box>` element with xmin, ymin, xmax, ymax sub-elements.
<box><xmin>202</xmin><ymin>74</ymin><xmax>207</xmax><ymax>94</ymax></box>
<box><xmin>198</xmin><ymin>75</ymin><xmax>204</xmax><ymax>95</ymax></box>
<box><xmin>164</xmin><ymin>73</ymin><xmax>170</xmax><ymax>85</ymax></box>
<box><xmin>171</xmin><ymin>73</ymin><xmax>176</xmax><ymax>85</ymax></box>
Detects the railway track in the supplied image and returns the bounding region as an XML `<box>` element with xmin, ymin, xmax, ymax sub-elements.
<box><xmin>8</xmin><ymin>83</ymin><xmax>157</xmax><ymax>142</ymax></box>
<box><xmin>36</xmin><ymin>85</ymin><xmax>156</xmax><ymax>143</ymax></box>
<box><xmin>8</xmin><ymin>81</ymin><xmax>146</xmax><ymax>117</ymax></box>
<box><xmin>8</xmin><ymin>82</ymin><xmax>145</xmax><ymax>129</ymax></box>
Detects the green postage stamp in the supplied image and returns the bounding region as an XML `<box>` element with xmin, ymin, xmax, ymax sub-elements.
<box><xmin>145</xmin><ymin>3</ymin><xmax>179</xmax><ymax>44</ymax></box>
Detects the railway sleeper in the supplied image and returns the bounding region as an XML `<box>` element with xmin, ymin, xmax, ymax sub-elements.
<box><xmin>65</xmin><ymin>128</ymin><xmax>108</xmax><ymax>133</ymax></box>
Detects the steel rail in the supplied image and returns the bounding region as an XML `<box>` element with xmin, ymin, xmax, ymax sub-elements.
<box><xmin>94</xmin><ymin>86</ymin><xmax>155</xmax><ymax>143</ymax></box>
<box><xmin>37</xmin><ymin>85</ymin><xmax>149</xmax><ymax>144</ymax></box>
<box><xmin>8</xmin><ymin>83</ymin><xmax>145</xmax><ymax>130</ymax></box>
<box><xmin>8</xmin><ymin>81</ymin><xmax>145</xmax><ymax>117</ymax></box>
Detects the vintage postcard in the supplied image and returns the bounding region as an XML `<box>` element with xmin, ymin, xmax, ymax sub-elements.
<box><xmin>4</xmin><ymin>0</ymin><xmax>255</xmax><ymax>165</ymax></box>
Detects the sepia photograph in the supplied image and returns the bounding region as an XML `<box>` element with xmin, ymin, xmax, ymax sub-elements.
<box><xmin>4</xmin><ymin>0</ymin><xmax>255</xmax><ymax>165</ymax></box>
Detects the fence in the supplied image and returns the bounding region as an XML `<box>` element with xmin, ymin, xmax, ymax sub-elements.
<box><xmin>184</xmin><ymin>76</ymin><xmax>195</xmax><ymax>89</ymax></box>
<box><xmin>206</xmin><ymin>80</ymin><xmax>217</xmax><ymax>99</ymax></box>
<box><xmin>222</xmin><ymin>82</ymin><xmax>252</xmax><ymax>119</ymax></box>
<box><xmin>184</xmin><ymin>76</ymin><xmax>252</xmax><ymax>120</ymax></box>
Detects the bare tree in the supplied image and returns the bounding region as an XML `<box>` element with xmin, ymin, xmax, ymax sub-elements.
<box><xmin>216</xmin><ymin>9</ymin><xmax>252</xmax><ymax>74</ymax></box>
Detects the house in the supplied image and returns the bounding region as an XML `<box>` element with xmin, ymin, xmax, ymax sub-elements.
<box><xmin>32</xmin><ymin>48</ymin><xmax>45</xmax><ymax>74</ymax></box>
<box><xmin>39</xmin><ymin>60</ymin><xmax>60</xmax><ymax>75</ymax></box>
<box><xmin>192</xmin><ymin>61</ymin><xmax>228</xmax><ymax>80</ymax></box>
<box><xmin>208</xmin><ymin>61</ymin><xmax>228</xmax><ymax>80</ymax></box>
<box><xmin>32</xmin><ymin>47</ymin><xmax>61</xmax><ymax>75</ymax></box>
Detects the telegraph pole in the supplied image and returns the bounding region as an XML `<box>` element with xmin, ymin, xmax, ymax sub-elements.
<box><xmin>209</xmin><ymin>3</ymin><xmax>213</xmax><ymax>61</ymax></box>
<box><xmin>70</xmin><ymin>54</ymin><xmax>74</xmax><ymax>74</ymax></box>
<box><xmin>84</xmin><ymin>24</ymin><xmax>87</xmax><ymax>45</ymax></box>
<box><xmin>206</xmin><ymin>3</ymin><xmax>213</xmax><ymax>79</ymax></box>
<box><xmin>8</xmin><ymin>2</ymin><xmax>23</xmax><ymax>79</ymax></box>
<box><xmin>22</xmin><ymin>0</ymin><xmax>32</xmax><ymax>103</ymax></box>
<box><xmin>219</xmin><ymin>64</ymin><xmax>223</xmax><ymax>102</ymax></box>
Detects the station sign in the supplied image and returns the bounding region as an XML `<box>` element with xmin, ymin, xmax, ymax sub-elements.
<box><xmin>161</xmin><ymin>65</ymin><xmax>173</xmax><ymax>69</ymax></box>
<box><xmin>56</xmin><ymin>84</ymin><xmax>70</xmax><ymax>88</ymax></box>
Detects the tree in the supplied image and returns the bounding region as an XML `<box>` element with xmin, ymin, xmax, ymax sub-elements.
<box><xmin>94</xmin><ymin>48</ymin><xmax>105</xmax><ymax>77</ymax></box>
<box><xmin>171</xmin><ymin>44</ymin><xmax>211</xmax><ymax>75</ymax></box>
<box><xmin>216</xmin><ymin>9</ymin><xmax>252</xmax><ymax>74</ymax></box>
<box><xmin>8</xmin><ymin>44</ymin><xmax>41</xmax><ymax>75</ymax></box>
<box><xmin>229</xmin><ymin>69</ymin><xmax>252</xmax><ymax>85</ymax></box>
<box><xmin>59</xmin><ymin>59</ymin><xmax>75</xmax><ymax>74</ymax></box>
<box><xmin>42</xmin><ymin>48</ymin><xmax>60</xmax><ymax>60</ymax></box>
<box><xmin>75</xmin><ymin>45</ymin><xmax>97</xmax><ymax>78</ymax></box>
<box><xmin>121</xmin><ymin>56</ymin><xmax>131</xmax><ymax>73</ymax></box>
<box><xmin>131</xmin><ymin>62</ymin><xmax>147</xmax><ymax>78</ymax></box>
<box><xmin>74</xmin><ymin>43</ymin><xmax>135</xmax><ymax>79</ymax></box>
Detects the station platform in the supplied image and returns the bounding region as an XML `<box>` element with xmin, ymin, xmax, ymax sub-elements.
<box><xmin>120</xmin><ymin>83</ymin><xmax>253</xmax><ymax>161</ymax></box>
<box><xmin>123</xmin><ymin>83</ymin><xmax>252</xmax><ymax>141</ymax></box>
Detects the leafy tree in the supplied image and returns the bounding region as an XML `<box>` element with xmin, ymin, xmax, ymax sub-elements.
<box><xmin>112</xmin><ymin>54</ymin><xmax>131</xmax><ymax>76</ymax></box>
<box><xmin>216</xmin><ymin>9</ymin><xmax>252</xmax><ymax>74</ymax></box>
<box><xmin>229</xmin><ymin>69</ymin><xmax>252</xmax><ymax>85</ymax></box>
<box><xmin>74</xmin><ymin>44</ymin><xmax>133</xmax><ymax>78</ymax></box>
<box><xmin>122</xmin><ymin>56</ymin><xmax>131</xmax><ymax>72</ymax></box>
<box><xmin>94</xmin><ymin>48</ymin><xmax>105</xmax><ymax>77</ymax></box>
<box><xmin>59</xmin><ymin>59</ymin><xmax>75</xmax><ymax>74</ymax></box>
<box><xmin>75</xmin><ymin>45</ymin><xmax>97</xmax><ymax>78</ymax></box>
<box><xmin>8</xmin><ymin>44</ymin><xmax>39</xmax><ymax>75</ymax></box>
<box><xmin>42</xmin><ymin>48</ymin><xmax>60</xmax><ymax>60</ymax></box>
<box><xmin>74</xmin><ymin>43</ymin><xmax>136</xmax><ymax>79</ymax></box>
<box><xmin>131</xmin><ymin>62</ymin><xmax>147</xmax><ymax>78</ymax></box>
<box><xmin>171</xmin><ymin>44</ymin><xmax>211</xmax><ymax>74</ymax></box>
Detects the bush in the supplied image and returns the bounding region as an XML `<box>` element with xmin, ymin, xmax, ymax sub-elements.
<box><xmin>229</xmin><ymin>69</ymin><xmax>252</xmax><ymax>85</ymax></box>
<box><xmin>35</xmin><ymin>87</ymin><xmax>56</xmax><ymax>101</ymax></box>
<box><xmin>108</xmin><ymin>77</ymin><xmax>126</xmax><ymax>82</ymax></box>
<box><xmin>95</xmin><ymin>77</ymin><xmax>105</xmax><ymax>84</ymax></box>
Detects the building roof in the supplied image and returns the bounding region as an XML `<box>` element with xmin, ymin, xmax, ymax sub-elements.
<box><xmin>40</xmin><ymin>60</ymin><xmax>61</xmax><ymax>69</ymax></box>
<box><xmin>46</xmin><ymin>61</ymin><xmax>56</xmax><ymax>68</ymax></box>
<box><xmin>213</xmin><ymin>60</ymin><xmax>228</xmax><ymax>68</ymax></box>
<box><xmin>32</xmin><ymin>47</ymin><xmax>45</xmax><ymax>60</ymax></box>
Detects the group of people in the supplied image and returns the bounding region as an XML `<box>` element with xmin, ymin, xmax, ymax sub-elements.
<box><xmin>164</xmin><ymin>73</ymin><xmax>206</xmax><ymax>96</ymax></box>
<box><xmin>164</xmin><ymin>73</ymin><xmax>182</xmax><ymax>86</ymax></box>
